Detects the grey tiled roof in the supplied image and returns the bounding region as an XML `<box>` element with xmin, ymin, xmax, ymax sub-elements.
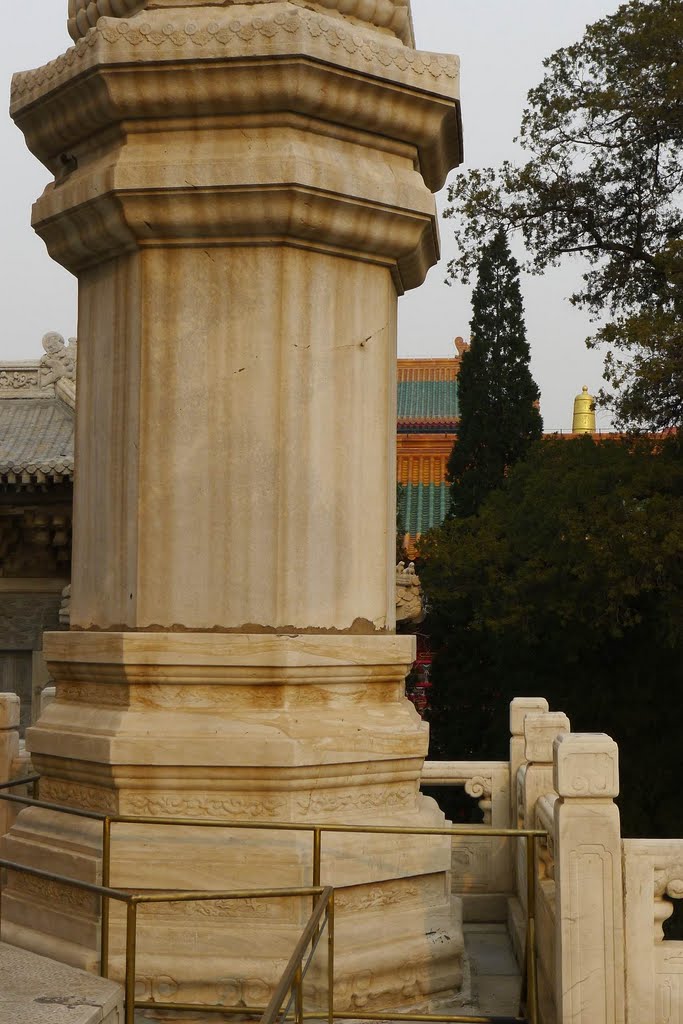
<box><xmin>0</xmin><ymin>398</ymin><xmax>74</xmax><ymax>481</ymax></box>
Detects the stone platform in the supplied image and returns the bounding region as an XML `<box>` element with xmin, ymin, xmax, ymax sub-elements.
<box><xmin>0</xmin><ymin>940</ymin><xmax>123</xmax><ymax>1024</ymax></box>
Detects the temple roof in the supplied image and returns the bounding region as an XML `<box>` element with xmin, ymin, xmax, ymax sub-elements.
<box><xmin>397</xmin><ymin>379</ymin><xmax>459</xmax><ymax>430</ymax></box>
<box><xmin>397</xmin><ymin>350</ymin><xmax>462</xmax><ymax>432</ymax></box>
<box><xmin>0</xmin><ymin>398</ymin><xmax>74</xmax><ymax>485</ymax></box>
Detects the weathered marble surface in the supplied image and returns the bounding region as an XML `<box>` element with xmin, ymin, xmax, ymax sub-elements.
<box><xmin>67</xmin><ymin>0</ymin><xmax>416</xmax><ymax>47</ymax></box>
<box><xmin>0</xmin><ymin>941</ymin><xmax>122</xmax><ymax>1024</ymax></box>
<box><xmin>4</xmin><ymin>0</ymin><xmax>464</xmax><ymax>1011</ymax></box>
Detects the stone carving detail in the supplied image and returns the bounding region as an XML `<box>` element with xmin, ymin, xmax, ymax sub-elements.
<box><xmin>133</xmin><ymin>973</ymin><xmax>283</xmax><ymax>1008</ymax></box>
<box><xmin>295</xmin><ymin>785</ymin><xmax>412</xmax><ymax>816</ymax></box>
<box><xmin>10</xmin><ymin>872</ymin><xmax>94</xmax><ymax>913</ymax></box>
<box><xmin>554</xmin><ymin>734</ymin><xmax>619</xmax><ymax>799</ymax></box>
<box><xmin>59</xmin><ymin>584</ymin><xmax>71</xmax><ymax>627</ymax></box>
<box><xmin>335</xmin><ymin>879</ymin><xmax>421</xmax><ymax>913</ymax></box>
<box><xmin>14</xmin><ymin>9</ymin><xmax>457</xmax><ymax>106</ymax></box>
<box><xmin>464</xmin><ymin>775</ymin><xmax>493</xmax><ymax>825</ymax></box>
<box><xmin>58</xmin><ymin>681</ymin><xmax>129</xmax><ymax>706</ymax></box>
<box><xmin>69</xmin><ymin>0</ymin><xmax>146</xmax><ymax>42</ymax></box>
<box><xmin>0</xmin><ymin>370</ymin><xmax>39</xmax><ymax>390</ymax></box>
<box><xmin>40</xmin><ymin>332</ymin><xmax>77</xmax><ymax>386</ymax></box>
<box><xmin>137</xmin><ymin>684</ymin><xmax>240</xmax><ymax>709</ymax></box>
<box><xmin>67</xmin><ymin>0</ymin><xmax>414</xmax><ymax>47</ymax></box>
<box><xmin>39</xmin><ymin>777</ymin><xmax>118</xmax><ymax>813</ymax></box>
<box><xmin>124</xmin><ymin>792</ymin><xmax>286</xmax><ymax>819</ymax></box>
<box><xmin>396</xmin><ymin>561</ymin><xmax>424</xmax><ymax>625</ymax></box>
<box><xmin>654</xmin><ymin>868</ymin><xmax>683</xmax><ymax>942</ymax></box>
<box><xmin>150</xmin><ymin>897</ymin><xmax>271</xmax><ymax>920</ymax></box>
<box><xmin>464</xmin><ymin>775</ymin><xmax>490</xmax><ymax>800</ymax></box>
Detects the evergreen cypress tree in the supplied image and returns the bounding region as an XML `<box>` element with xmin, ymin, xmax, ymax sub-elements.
<box><xmin>447</xmin><ymin>229</ymin><xmax>542</xmax><ymax>517</ymax></box>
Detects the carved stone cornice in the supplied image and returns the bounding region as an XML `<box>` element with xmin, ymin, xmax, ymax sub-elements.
<box><xmin>12</xmin><ymin>7</ymin><xmax>461</xmax><ymax>290</ymax></box>
<box><xmin>33</xmin><ymin>165</ymin><xmax>438</xmax><ymax>292</ymax></box>
<box><xmin>67</xmin><ymin>0</ymin><xmax>415</xmax><ymax>47</ymax></box>
<box><xmin>12</xmin><ymin>7</ymin><xmax>460</xmax><ymax>192</ymax></box>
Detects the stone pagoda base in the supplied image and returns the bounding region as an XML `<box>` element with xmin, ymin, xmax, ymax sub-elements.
<box><xmin>1</xmin><ymin>632</ymin><xmax>463</xmax><ymax>1011</ymax></box>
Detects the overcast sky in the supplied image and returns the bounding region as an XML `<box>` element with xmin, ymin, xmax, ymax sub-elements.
<box><xmin>0</xmin><ymin>0</ymin><xmax>619</xmax><ymax>430</ymax></box>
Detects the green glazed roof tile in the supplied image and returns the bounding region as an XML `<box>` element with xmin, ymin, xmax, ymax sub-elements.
<box><xmin>399</xmin><ymin>482</ymin><xmax>451</xmax><ymax>537</ymax></box>
<box><xmin>397</xmin><ymin>380</ymin><xmax>459</xmax><ymax>422</ymax></box>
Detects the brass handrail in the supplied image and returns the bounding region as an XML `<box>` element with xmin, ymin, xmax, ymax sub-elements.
<box><xmin>261</xmin><ymin>887</ymin><xmax>334</xmax><ymax>1024</ymax></box>
<box><xmin>0</xmin><ymin>854</ymin><xmax>329</xmax><ymax>1024</ymax></box>
<box><xmin>0</xmin><ymin>775</ymin><xmax>40</xmax><ymax>791</ymax></box>
<box><xmin>0</xmin><ymin>789</ymin><xmax>543</xmax><ymax>1024</ymax></box>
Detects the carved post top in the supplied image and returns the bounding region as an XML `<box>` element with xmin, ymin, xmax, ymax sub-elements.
<box><xmin>554</xmin><ymin>731</ymin><xmax>619</xmax><ymax>799</ymax></box>
<box><xmin>524</xmin><ymin>711</ymin><xmax>570</xmax><ymax>764</ymax></box>
<box><xmin>68</xmin><ymin>0</ymin><xmax>415</xmax><ymax>46</ymax></box>
<box><xmin>509</xmin><ymin>696</ymin><xmax>549</xmax><ymax>736</ymax></box>
<box><xmin>0</xmin><ymin>693</ymin><xmax>21</xmax><ymax>731</ymax></box>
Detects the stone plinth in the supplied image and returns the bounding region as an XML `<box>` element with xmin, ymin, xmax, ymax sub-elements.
<box><xmin>3</xmin><ymin>632</ymin><xmax>462</xmax><ymax>1007</ymax></box>
<box><xmin>3</xmin><ymin>0</ymin><xmax>464</xmax><ymax>1012</ymax></box>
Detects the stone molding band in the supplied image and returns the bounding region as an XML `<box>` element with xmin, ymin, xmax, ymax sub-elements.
<box><xmin>43</xmin><ymin>629</ymin><xmax>416</xmax><ymax>667</ymax></box>
<box><xmin>13</xmin><ymin>9</ymin><xmax>461</xmax><ymax>193</ymax></box>
<box><xmin>67</xmin><ymin>0</ymin><xmax>415</xmax><ymax>47</ymax></box>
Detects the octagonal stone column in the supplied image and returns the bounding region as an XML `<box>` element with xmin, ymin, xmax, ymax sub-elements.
<box><xmin>2</xmin><ymin>1</ymin><xmax>465</xmax><ymax>1013</ymax></box>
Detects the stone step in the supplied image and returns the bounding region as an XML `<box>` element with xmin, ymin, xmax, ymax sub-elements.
<box><xmin>0</xmin><ymin>940</ymin><xmax>123</xmax><ymax>1024</ymax></box>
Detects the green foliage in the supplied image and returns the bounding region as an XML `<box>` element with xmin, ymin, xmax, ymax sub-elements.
<box><xmin>447</xmin><ymin>229</ymin><xmax>542</xmax><ymax>517</ymax></box>
<box><xmin>419</xmin><ymin>435</ymin><xmax>683</xmax><ymax>837</ymax></box>
<box><xmin>444</xmin><ymin>0</ymin><xmax>683</xmax><ymax>431</ymax></box>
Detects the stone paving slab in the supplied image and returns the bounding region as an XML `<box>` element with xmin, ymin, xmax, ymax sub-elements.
<box><xmin>0</xmin><ymin>941</ymin><xmax>123</xmax><ymax>1024</ymax></box>
<box><xmin>463</xmin><ymin>923</ymin><xmax>522</xmax><ymax>1019</ymax></box>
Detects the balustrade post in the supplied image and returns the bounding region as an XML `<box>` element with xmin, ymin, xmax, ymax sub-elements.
<box><xmin>509</xmin><ymin>698</ymin><xmax>549</xmax><ymax>826</ymax></box>
<box><xmin>554</xmin><ymin>732</ymin><xmax>625</xmax><ymax>1024</ymax></box>
<box><xmin>522</xmin><ymin>713</ymin><xmax>570</xmax><ymax>830</ymax></box>
<box><xmin>0</xmin><ymin>695</ymin><xmax>21</xmax><ymax>836</ymax></box>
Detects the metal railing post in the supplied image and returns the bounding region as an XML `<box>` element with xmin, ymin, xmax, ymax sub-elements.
<box><xmin>313</xmin><ymin>827</ymin><xmax>321</xmax><ymax>887</ymax></box>
<box><xmin>101</xmin><ymin>817</ymin><xmax>111</xmax><ymax>978</ymax></box>
<box><xmin>125</xmin><ymin>899</ymin><xmax>137</xmax><ymax>1024</ymax></box>
<box><xmin>328</xmin><ymin>891</ymin><xmax>334</xmax><ymax>1024</ymax></box>
<box><xmin>294</xmin><ymin>964</ymin><xmax>303</xmax><ymax>1024</ymax></box>
<box><xmin>525</xmin><ymin>833</ymin><xmax>538</xmax><ymax>1024</ymax></box>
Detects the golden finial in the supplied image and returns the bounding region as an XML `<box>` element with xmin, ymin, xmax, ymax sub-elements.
<box><xmin>572</xmin><ymin>385</ymin><xmax>596</xmax><ymax>434</ymax></box>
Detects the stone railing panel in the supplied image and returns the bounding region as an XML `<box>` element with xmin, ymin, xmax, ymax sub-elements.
<box><xmin>623</xmin><ymin>839</ymin><xmax>683</xmax><ymax>1024</ymax></box>
<box><xmin>421</xmin><ymin>761</ymin><xmax>512</xmax><ymax>917</ymax></box>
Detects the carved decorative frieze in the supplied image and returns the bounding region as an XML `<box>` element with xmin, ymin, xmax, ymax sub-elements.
<box><xmin>57</xmin><ymin>681</ymin><xmax>129</xmax><ymax>706</ymax></box>
<box><xmin>146</xmin><ymin>897</ymin><xmax>271</xmax><ymax>920</ymax></box>
<box><xmin>123</xmin><ymin>792</ymin><xmax>287</xmax><ymax>819</ymax></box>
<box><xmin>9</xmin><ymin>872</ymin><xmax>94</xmax><ymax>913</ymax></box>
<box><xmin>295</xmin><ymin>784</ymin><xmax>413</xmax><ymax>817</ymax></box>
<box><xmin>334</xmin><ymin>878</ymin><xmax>422</xmax><ymax>913</ymax></box>
<box><xmin>39</xmin><ymin>777</ymin><xmax>118</xmax><ymax>813</ymax></box>
<box><xmin>67</xmin><ymin>0</ymin><xmax>415</xmax><ymax>47</ymax></box>
<box><xmin>0</xmin><ymin>369</ymin><xmax>39</xmax><ymax>391</ymax></box>
<box><xmin>16</xmin><ymin>8</ymin><xmax>456</xmax><ymax>113</ymax></box>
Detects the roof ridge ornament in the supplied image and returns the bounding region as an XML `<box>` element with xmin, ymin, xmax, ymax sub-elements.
<box><xmin>67</xmin><ymin>0</ymin><xmax>415</xmax><ymax>46</ymax></box>
<box><xmin>40</xmin><ymin>332</ymin><xmax>77</xmax><ymax>388</ymax></box>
